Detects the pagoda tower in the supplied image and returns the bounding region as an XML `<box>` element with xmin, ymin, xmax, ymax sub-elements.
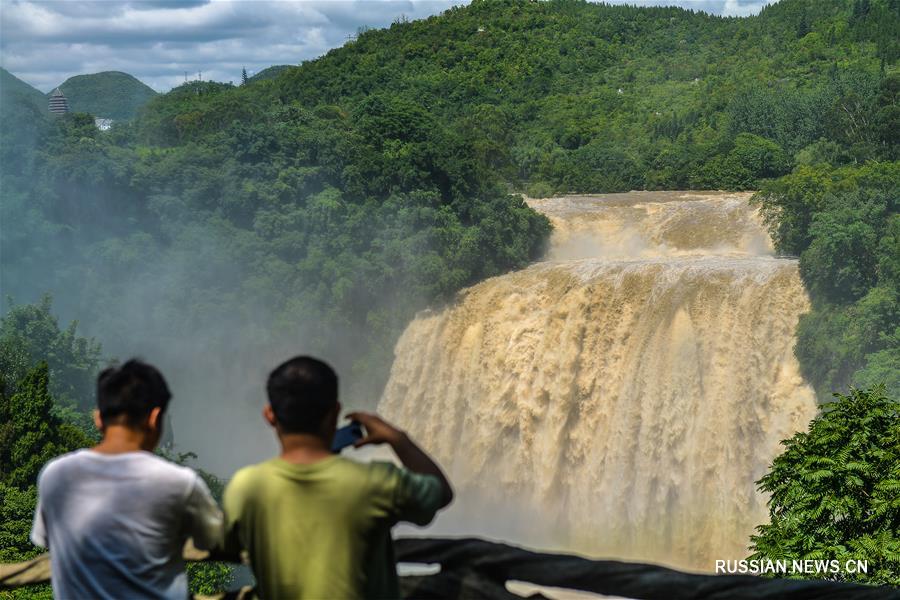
<box><xmin>48</xmin><ymin>88</ymin><xmax>69</xmax><ymax>115</ymax></box>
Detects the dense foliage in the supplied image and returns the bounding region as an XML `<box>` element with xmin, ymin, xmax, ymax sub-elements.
<box><xmin>754</xmin><ymin>162</ymin><xmax>899</xmax><ymax>399</ymax></box>
<box><xmin>0</xmin><ymin>69</ymin><xmax>52</xmax><ymax>203</ymax></box>
<box><xmin>3</xmin><ymin>0</ymin><xmax>897</xmax><ymax>408</ymax></box>
<box><xmin>749</xmin><ymin>386</ymin><xmax>900</xmax><ymax>585</ymax></box>
<box><xmin>269</xmin><ymin>0</ymin><xmax>897</xmax><ymax>193</ymax></box>
<box><xmin>0</xmin><ymin>69</ymin><xmax>46</xmax><ymax>114</ymax></box>
<box><xmin>0</xmin><ymin>297</ymin><xmax>102</xmax><ymax>436</ymax></box>
<box><xmin>1</xmin><ymin>296</ymin><xmax>102</xmax><ymax>412</ymax></box>
<box><xmin>55</xmin><ymin>71</ymin><xmax>157</xmax><ymax>121</ymax></box>
<box><xmin>248</xmin><ymin>65</ymin><xmax>292</xmax><ymax>83</ymax></box>
<box><xmin>0</xmin><ymin>363</ymin><xmax>94</xmax><ymax>599</ymax></box>
<box><xmin>3</xmin><ymin>59</ymin><xmax>551</xmax><ymax>404</ymax></box>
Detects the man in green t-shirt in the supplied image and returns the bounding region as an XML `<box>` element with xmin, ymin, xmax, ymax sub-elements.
<box><xmin>223</xmin><ymin>356</ymin><xmax>453</xmax><ymax>599</ymax></box>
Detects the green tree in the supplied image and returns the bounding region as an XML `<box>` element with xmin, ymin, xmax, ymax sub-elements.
<box><xmin>795</xmin><ymin>286</ymin><xmax>899</xmax><ymax>400</ymax></box>
<box><xmin>1</xmin><ymin>295</ymin><xmax>102</xmax><ymax>412</ymax></box>
<box><xmin>0</xmin><ymin>482</ymin><xmax>51</xmax><ymax>599</ymax></box>
<box><xmin>753</xmin><ymin>162</ymin><xmax>898</xmax><ymax>399</ymax></box>
<box><xmin>799</xmin><ymin>190</ymin><xmax>887</xmax><ymax>303</ymax></box>
<box><xmin>0</xmin><ymin>364</ymin><xmax>93</xmax><ymax>599</ymax></box>
<box><xmin>692</xmin><ymin>134</ymin><xmax>792</xmax><ymax>190</ymax></box>
<box><xmin>749</xmin><ymin>386</ymin><xmax>900</xmax><ymax>586</ymax></box>
<box><xmin>0</xmin><ymin>364</ymin><xmax>93</xmax><ymax>489</ymax></box>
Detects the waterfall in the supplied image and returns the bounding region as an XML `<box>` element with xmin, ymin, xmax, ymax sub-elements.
<box><xmin>379</xmin><ymin>191</ymin><xmax>817</xmax><ymax>570</ymax></box>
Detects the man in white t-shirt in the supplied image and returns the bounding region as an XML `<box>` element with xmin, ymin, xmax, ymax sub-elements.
<box><xmin>31</xmin><ymin>359</ymin><xmax>223</xmax><ymax>600</ymax></box>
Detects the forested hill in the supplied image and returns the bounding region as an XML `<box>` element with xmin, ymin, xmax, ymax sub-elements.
<box><xmin>1</xmin><ymin>0</ymin><xmax>897</xmax><ymax>413</ymax></box>
<box><xmin>248</xmin><ymin>65</ymin><xmax>293</xmax><ymax>83</ymax></box>
<box><xmin>1</xmin><ymin>68</ymin><xmax>46</xmax><ymax>114</ymax></box>
<box><xmin>150</xmin><ymin>0</ymin><xmax>897</xmax><ymax>194</ymax></box>
<box><xmin>0</xmin><ymin>68</ymin><xmax>51</xmax><ymax>200</ymax></box>
<box><xmin>54</xmin><ymin>71</ymin><xmax>157</xmax><ymax>120</ymax></box>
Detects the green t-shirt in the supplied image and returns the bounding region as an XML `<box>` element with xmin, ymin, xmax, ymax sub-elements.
<box><xmin>223</xmin><ymin>456</ymin><xmax>444</xmax><ymax>600</ymax></box>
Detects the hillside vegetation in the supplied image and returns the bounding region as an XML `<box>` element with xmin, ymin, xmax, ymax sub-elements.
<box><xmin>1</xmin><ymin>68</ymin><xmax>46</xmax><ymax>114</ymax></box>
<box><xmin>749</xmin><ymin>385</ymin><xmax>899</xmax><ymax>585</ymax></box>
<box><xmin>2</xmin><ymin>0</ymin><xmax>897</xmax><ymax>402</ymax></box>
<box><xmin>248</xmin><ymin>65</ymin><xmax>293</xmax><ymax>83</ymax></box>
<box><xmin>0</xmin><ymin>69</ymin><xmax>51</xmax><ymax>189</ymax></box>
<box><xmin>54</xmin><ymin>71</ymin><xmax>157</xmax><ymax>120</ymax></box>
<box><xmin>144</xmin><ymin>0</ymin><xmax>898</xmax><ymax>398</ymax></box>
<box><xmin>176</xmin><ymin>0</ymin><xmax>897</xmax><ymax>192</ymax></box>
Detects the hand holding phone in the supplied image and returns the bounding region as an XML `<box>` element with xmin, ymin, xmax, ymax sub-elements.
<box><xmin>331</xmin><ymin>421</ymin><xmax>363</xmax><ymax>453</ymax></box>
<box><xmin>344</xmin><ymin>412</ymin><xmax>405</xmax><ymax>447</ymax></box>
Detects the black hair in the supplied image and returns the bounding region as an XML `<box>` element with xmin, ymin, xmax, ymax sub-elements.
<box><xmin>97</xmin><ymin>359</ymin><xmax>171</xmax><ymax>427</ymax></box>
<box><xmin>266</xmin><ymin>356</ymin><xmax>338</xmax><ymax>435</ymax></box>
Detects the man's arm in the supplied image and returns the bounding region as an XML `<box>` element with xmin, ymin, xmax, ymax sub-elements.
<box><xmin>183</xmin><ymin>475</ymin><xmax>224</xmax><ymax>551</ymax></box>
<box><xmin>30</xmin><ymin>494</ymin><xmax>47</xmax><ymax>549</ymax></box>
<box><xmin>215</xmin><ymin>468</ymin><xmax>252</xmax><ymax>562</ymax></box>
<box><xmin>347</xmin><ymin>412</ymin><xmax>453</xmax><ymax>507</ymax></box>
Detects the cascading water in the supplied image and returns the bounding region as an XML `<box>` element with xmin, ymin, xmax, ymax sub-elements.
<box><xmin>379</xmin><ymin>191</ymin><xmax>818</xmax><ymax>571</ymax></box>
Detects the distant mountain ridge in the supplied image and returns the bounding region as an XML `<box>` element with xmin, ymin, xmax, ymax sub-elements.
<box><xmin>248</xmin><ymin>65</ymin><xmax>294</xmax><ymax>83</ymax></box>
<box><xmin>0</xmin><ymin>68</ymin><xmax>47</xmax><ymax>115</ymax></box>
<box><xmin>53</xmin><ymin>71</ymin><xmax>156</xmax><ymax>120</ymax></box>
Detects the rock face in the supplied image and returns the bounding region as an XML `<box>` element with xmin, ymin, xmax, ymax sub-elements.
<box><xmin>380</xmin><ymin>192</ymin><xmax>818</xmax><ymax>570</ymax></box>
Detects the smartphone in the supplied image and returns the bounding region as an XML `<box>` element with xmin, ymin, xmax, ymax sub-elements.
<box><xmin>331</xmin><ymin>421</ymin><xmax>363</xmax><ymax>453</ymax></box>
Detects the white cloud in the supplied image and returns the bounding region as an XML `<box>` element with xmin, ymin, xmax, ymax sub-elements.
<box><xmin>721</xmin><ymin>0</ymin><xmax>771</xmax><ymax>17</ymax></box>
<box><xmin>0</xmin><ymin>0</ymin><xmax>773</xmax><ymax>93</ymax></box>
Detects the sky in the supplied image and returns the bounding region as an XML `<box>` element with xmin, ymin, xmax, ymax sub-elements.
<box><xmin>0</xmin><ymin>0</ymin><xmax>773</xmax><ymax>93</ymax></box>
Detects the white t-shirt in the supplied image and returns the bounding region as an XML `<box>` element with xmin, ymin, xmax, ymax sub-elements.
<box><xmin>31</xmin><ymin>449</ymin><xmax>223</xmax><ymax>600</ymax></box>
